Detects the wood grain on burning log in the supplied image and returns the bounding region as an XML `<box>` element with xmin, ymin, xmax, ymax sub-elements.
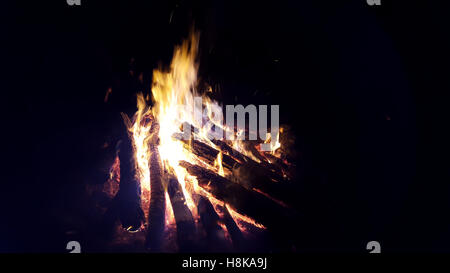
<box><xmin>179</xmin><ymin>161</ymin><xmax>292</xmax><ymax>229</ymax></box>
<box><xmin>167</xmin><ymin>175</ymin><xmax>197</xmax><ymax>252</ymax></box>
<box><xmin>146</xmin><ymin>120</ymin><xmax>166</xmax><ymax>251</ymax></box>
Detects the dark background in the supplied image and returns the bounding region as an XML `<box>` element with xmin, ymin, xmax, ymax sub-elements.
<box><xmin>1</xmin><ymin>0</ymin><xmax>449</xmax><ymax>252</ymax></box>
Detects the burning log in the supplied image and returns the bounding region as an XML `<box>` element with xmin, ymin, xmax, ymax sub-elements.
<box><xmin>179</xmin><ymin>161</ymin><xmax>292</xmax><ymax>229</ymax></box>
<box><xmin>179</xmin><ymin>122</ymin><xmax>285</xmax><ymax>179</ymax></box>
<box><xmin>173</xmin><ymin>133</ymin><xmax>285</xmax><ymax>181</ymax></box>
<box><xmin>261</xmin><ymin>152</ymin><xmax>294</xmax><ymax>178</ymax></box>
<box><xmin>204</xmin><ymin>139</ymin><xmax>294</xmax><ymax>205</ymax></box>
<box><xmin>167</xmin><ymin>175</ymin><xmax>197</xmax><ymax>252</ymax></box>
<box><xmin>146</xmin><ymin>121</ymin><xmax>166</xmax><ymax>251</ymax></box>
<box><xmin>211</xmin><ymin>139</ymin><xmax>252</xmax><ymax>163</ymax></box>
<box><xmin>212</xmin><ymin>139</ymin><xmax>280</xmax><ymax>173</ymax></box>
<box><xmin>220</xmin><ymin>204</ymin><xmax>246</xmax><ymax>251</ymax></box>
<box><xmin>212</xmin><ymin>139</ymin><xmax>286</xmax><ymax>182</ymax></box>
<box><xmin>173</xmin><ymin>134</ymin><xmax>294</xmax><ymax>206</ymax></box>
<box><xmin>231</xmin><ymin>163</ymin><xmax>294</xmax><ymax>208</ymax></box>
<box><xmin>247</xmin><ymin>143</ymin><xmax>269</xmax><ymax>165</ymax></box>
<box><xmin>197</xmin><ymin>195</ymin><xmax>230</xmax><ymax>252</ymax></box>
<box><xmin>116</xmin><ymin>115</ymin><xmax>144</xmax><ymax>232</ymax></box>
<box><xmin>173</xmin><ymin>135</ymin><xmax>238</xmax><ymax>170</ymax></box>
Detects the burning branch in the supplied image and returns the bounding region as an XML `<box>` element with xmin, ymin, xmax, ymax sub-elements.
<box><xmin>146</xmin><ymin>120</ymin><xmax>166</xmax><ymax>251</ymax></box>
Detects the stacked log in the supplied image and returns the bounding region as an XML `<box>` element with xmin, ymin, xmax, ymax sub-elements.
<box><xmin>179</xmin><ymin>122</ymin><xmax>285</xmax><ymax>179</ymax></box>
<box><xmin>173</xmin><ymin>135</ymin><xmax>238</xmax><ymax>170</ymax></box>
<box><xmin>197</xmin><ymin>195</ymin><xmax>230</xmax><ymax>252</ymax></box>
<box><xmin>179</xmin><ymin>161</ymin><xmax>293</xmax><ymax>230</ymax></box>
<box><xmin>173</xmin><ymin>133</ymin><xmax>295</xmax><ymax>206</ymax></box>
<box><xmin>167</xmin><ymin>175</ymin><xmax>197</xmax><ymax>252</ymax></box>
<box><xmin>146</xmin><ymin>121</ymin><xmax>166</xmax><ymax>251</ymax></box>
<box><xmin>102</xmin><ymin>118</ymin><xmax>296</xmax><ymax>251</ymax></box>
<box><xmin>116</xmin><ymin>114</ymin><xmax>144</xmax><ymax>232</ymax></box>
<box><xmin>220</xmin><ymin>204</ymin><xmax>246</xmax><ymax>251</ymax></box>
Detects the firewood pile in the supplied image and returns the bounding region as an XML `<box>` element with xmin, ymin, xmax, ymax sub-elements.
<box><xmin>86</xmin><ymin>32</ymin><xmax>298</xmax><ymax>252</ymax></box>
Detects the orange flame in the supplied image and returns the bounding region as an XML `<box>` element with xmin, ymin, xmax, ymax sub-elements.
<box><xmin>127</xmin><ymin>31</ymin><xmax>277</xmax><ymax>232</ymax></box>
<box><xmin>213</xmin><ymin>151</ymin><xmax>225</xmax><ymax>177</ymax></box>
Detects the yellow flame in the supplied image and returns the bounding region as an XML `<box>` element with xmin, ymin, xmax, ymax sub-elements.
<box><xmin>128</xmin><ymin>93</ymin><xmax>153</xmax><ymax>212</ymax></box>
<box><xmin>149</xmin><ymin>32</ymin><xmax>201</xmax><ymax>221</ymax></box>
<box><xmin>214</xmin><ymin>151</ymin><xmax>225</xmax><ymax>177</ymax></box>
<box><xmin>263</xmin><ymin>131</ymin><xmax>281</xmax><ymax>155</ymax></box>
<box><xmin>128</xmin><ymin>31</ymin><xmax>273</xmax><ymax>230</ymax></box>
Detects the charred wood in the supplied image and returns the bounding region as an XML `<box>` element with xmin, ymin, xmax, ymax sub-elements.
<box><xmin>197</xmin><ymin>195</ymin><xmax>230</xmax><ymax>252</ymax></box>
<box><xmin>116</xmin><ymin>114</ymin><xmax>144</xmax><ymax>232</ymax></box>
<box><xmin>174</xmin><ymin>134</ymin><xmax>294</xmax><ymax>206</ymax></box>
<box><xmin>173</xmin><ymin>133</ymin><xmax>285</xmax><ymax>183</ymax></box>
<box><xmin>173</xmin><ymin>135</ymin><xmax>238</xmax><ymax>170</ymax></box>
<box><xmin>146</xmin><ymin>121</ymin><xmax>166</xmax><ymax>251</ymax></box>
<box><xmin>179</xmin><ymin>122</ymin><xmax>284</xmax><ymax>177</ymax></box>
<box><xmin>221</xmin><ymin>204</ymin><xmax>246</xmax><ymax>251</ymax></box>
<box><xmin>179</xmin><ymin>161</ymin><xmax>293</xmax><ymax>230</ymax></box>
<box><xmin>167</xmin><ymin>175</ymin><xmax>197</xmax><ymax>252</ymax></box>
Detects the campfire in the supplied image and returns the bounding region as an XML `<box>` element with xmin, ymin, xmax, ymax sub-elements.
<box><xmin>95</xmin><ymin>32</ymin><xmax>296</xmax><ymax>252</ymax></box>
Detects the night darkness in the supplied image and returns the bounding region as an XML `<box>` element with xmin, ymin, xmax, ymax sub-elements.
<box><xmin>1</xmin><ymin>0</ymin><xmax>450</xmax><ymax>254</ymax></box>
